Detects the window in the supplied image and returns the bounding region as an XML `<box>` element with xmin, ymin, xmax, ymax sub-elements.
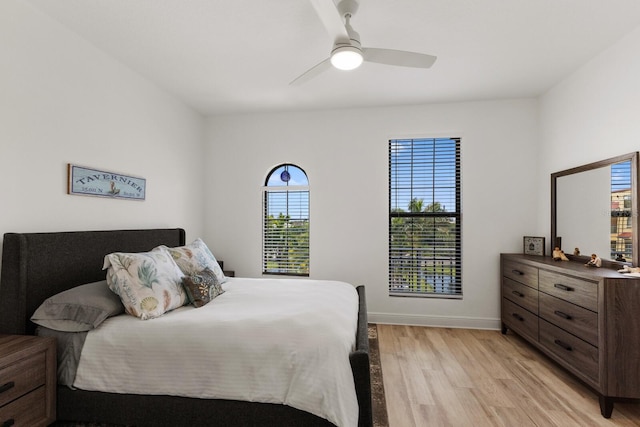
<box><xmin>611</xmin><ymin>160</ymin><xmax>632</xmax><ymax>261</ymax></box>
<box><xmin>263</xmin><ymin>164</ymin><xmax>309</xmax><ymax>276</ymax></box>
<box><xmin>389</xmin><ymin>138</ymin><xmax>462</xmax><ymax>298</ymax></box>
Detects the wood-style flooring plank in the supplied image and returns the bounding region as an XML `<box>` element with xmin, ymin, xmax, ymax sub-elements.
<box><xmin>377</xmin><ymin>324</ymin><xmax>640</xmax><ymax>427</ymax></box>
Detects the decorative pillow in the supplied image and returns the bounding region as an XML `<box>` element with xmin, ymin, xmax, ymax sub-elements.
<box><xmin>182</xmin><ymin>268</ymin><xmax>225</xmax><ymax>308</ymax></box>
<box><xmin>159</xmin><ymin>238</ymin><xmax>227</xmax><ymax>285</ymax></box>
<box><xmin>103</xmin><ymin>247</ymin><xmax>187</xmax><ymax>320</ymax></box>
<box><xmin>31</xmin><ymin>280</ymin><xmax>124</xmax><ymax>332</ymax></box>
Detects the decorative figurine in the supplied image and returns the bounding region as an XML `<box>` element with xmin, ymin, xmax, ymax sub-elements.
<box><xmin>585</xmin><ymin>254</ymin><xmax>601</xmax><ymax>268</ymax></box>
<box><xmin>552</xmin><ymin>247</ymin><xmax>569</xmax><ymax>261</ymax></box>
<box><xmin>618</xmin><ymin>265</ymin><xmax>640</xmax><ymax>274</ymax></box>
<box><xmin>573</xmin><ymin>248</ymin><xmax>580</xmax><ymax>256</ymax></box>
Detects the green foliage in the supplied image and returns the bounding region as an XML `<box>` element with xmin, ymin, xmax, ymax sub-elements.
<box><xmin>390</xmin><ymin>198</ymin><xmax>459</xmax><ymax>293</ymax></box>
<box><xmin>264</xmin><ymin>213</ymin><xmax>309</xmax><ymax>275</ymax></box>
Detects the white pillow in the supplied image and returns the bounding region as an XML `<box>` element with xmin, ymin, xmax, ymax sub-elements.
<box><xmin>103</xmin><ymin>247</ymin><xmax>187</xmax><ymax>320</ymax></box>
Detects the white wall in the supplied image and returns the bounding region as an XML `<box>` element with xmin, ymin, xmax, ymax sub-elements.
<box><xmin>0</xmin><ymin>1</ymin><xmax>206</xmax><ymax>262</ymax></box>
<box><xmin>9</xmin><ymin>0</ymin><xmax>635</xmax><ymax>330</ymax></box>
<box><xmin>538</xmin><ymin>26</ymin><xmax>640</xmax><ymax>243</ymax></box>
<box><xmin>205</xmin><ymin>99</ymin><xmax>539</xmax><ymax>329</ymax></box>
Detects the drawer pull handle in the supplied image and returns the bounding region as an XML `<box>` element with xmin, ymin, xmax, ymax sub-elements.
<box><xmin>2</xmin><ymin>419</ymin><xmax>15</xmax><ymax>427</ymax></box>
<box><xmin>554</xmin><ymin>283</ymin><xmax>574</xmax><ymax>292</ymax></box>
<box><xmin>512</xmin><ymin>290</ymin><xmax>524</xmax><ymax>298</ymax></box>
<box><xmin>0</xmin><ymin>381</ymin><xmax>14</xmax><ymax>394</ymax></box>
<box><xmin>554</xmin><ymin>310</ymin><xmax>572</xmax><ymax>320</ymax></box>
<box><xmin>511</xmin><ymin>269</ymin><xmax>524</xmax><ymax>276</ymax></box>
<box><xmin>511</xmin><ymin>313</ymin><xmax>524</xmax><ymax>321</ymax></box>
<box><xmin>554</xmin><ymin>339</ymin><xmax>572</xmax><ymax>351</ymax></box>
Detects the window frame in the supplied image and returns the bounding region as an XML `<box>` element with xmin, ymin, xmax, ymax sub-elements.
<box><xmin>388</xmin><ymin>137</ymin><xmax>462</xmax><ymax>298</ymax></box>
<box><xmin>262</xmin><ymin>164</ymin><xmax>310</xmax><ymax>277</ymax></box>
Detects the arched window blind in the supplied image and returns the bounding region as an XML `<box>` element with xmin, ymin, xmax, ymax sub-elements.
<box><xmin>389</xmin><ymin>138</ymin><xmax>462</xmax><ymax>298</ymax></box>
<box><xmin>263</xmin><ymin>164</ymin><xmax>309</xmax><ymax>276</ymax></box>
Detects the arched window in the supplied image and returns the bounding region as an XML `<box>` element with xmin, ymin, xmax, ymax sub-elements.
<box><xmin>263</xmin><ymin>164</ymin><xmax>309</xmax><ymax>276</ymax></box>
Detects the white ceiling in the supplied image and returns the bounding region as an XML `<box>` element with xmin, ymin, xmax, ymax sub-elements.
<box><xmin>25</xmin><ymin>0</ymin><xmax>640</xmax><ymax>116</ymax></box>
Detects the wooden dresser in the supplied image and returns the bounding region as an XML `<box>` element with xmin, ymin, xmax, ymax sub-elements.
<box><xmin>0</xmin><ymin>335</ymin><xmax>56</xmax><ymax>426</ymax></box>
<box><xmin>501</xmin><ymin>253</ymin><xmax>640</xmax><ymax>418</ymax></box>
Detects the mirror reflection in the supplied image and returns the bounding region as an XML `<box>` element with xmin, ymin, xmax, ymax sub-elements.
<box><xmin>611</xmin><ymin>160</ymin><xmax>632</xmax><ymax>262</ymax></box>
<box><xmin>552</xmin><ymin>152</ymin><xmax>638</xmax><ymax>267</ymax></box>
<box><xmin>556</xmin><ymin>166</ymin><xmax>611</xmax><ymax>260</ymax></box>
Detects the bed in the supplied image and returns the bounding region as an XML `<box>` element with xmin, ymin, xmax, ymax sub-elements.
<box><xmin>0</xmin><ymin>228</ymin><xmax>372</xmax><ymax>427</ymax></box>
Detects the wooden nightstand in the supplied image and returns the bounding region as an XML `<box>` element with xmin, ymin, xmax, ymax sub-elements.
<box><xmin>0</xmin><ymin>335</ymin><xmax>56</xmax><ymax>426</ymax></box>
<box><xmin>217</xmin><ymin>260</ymin><xmax>235</xmax><ymax>277</ymax></box>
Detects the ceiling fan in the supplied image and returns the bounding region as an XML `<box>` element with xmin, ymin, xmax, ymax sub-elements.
<box><xmin>290</xmin><ymin>0</ymin><xmax>437</xmax><ymax>85</ymax></box>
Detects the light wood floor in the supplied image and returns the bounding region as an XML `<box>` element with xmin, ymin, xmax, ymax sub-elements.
<box><xmin>377</xmin><ymin>324</ymin><xmax>640</xmax><ymax>427</ymax></box>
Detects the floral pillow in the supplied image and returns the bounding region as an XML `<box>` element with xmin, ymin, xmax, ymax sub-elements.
<box><xmin>159</xmin><ymin>238</ymin><xmax>227</xmax><ymax>285</ymax></box>
<box><xmin>182</xmin><ymin>268</ymin><xmax>225</xmax><ymax>308</ymax></box>
<box><xmin>103</xmin><ymin>247</ymin><xmax>187</xmax><ymax>320</ymax></box>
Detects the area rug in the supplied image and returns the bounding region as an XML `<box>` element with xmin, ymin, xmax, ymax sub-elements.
<box><xmin>53</xmin><ymin>324</ymin><xmax>389</xmax><ymax>427</ymax></box>
<box><xmin>369</xmin><ymin>323</ymin><xmax>390</xmax><ymax>427</ymax></box>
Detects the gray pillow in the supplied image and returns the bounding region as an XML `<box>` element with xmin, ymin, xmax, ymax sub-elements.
<box><xmin>31</xmin><ymin>280</ymin><xmax>124</xmax><ymax>332</ymax></box>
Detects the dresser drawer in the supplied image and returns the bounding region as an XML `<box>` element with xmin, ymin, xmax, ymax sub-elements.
<box><xmin>0</xmin><ymin>351</ymin><xmax>46</xmax><ymax>408</ymax></box>
<box><xmin>0</xmin><ymin>385</ymin><xmax>46</xmax><ymax>427</ymax></box>
<box><xmin>539</xmin><ymin>319</ymin><xmax>599</xmax><ymax>383</ymax></box>
<box><xmin>503</xmin><ymin>260</ymin><xmax>538</xmax><ymax>289</ymax></box>
<box><xmin>539</xmin><ymin>292</ymin><xmax>598</xmax><ymax>347</ymax></box>
<box><xmin>503</xmin><ymin>277</ymin><xmax>538</xmax><ymax>315</ymax></box>
<box><xmin>539</xmin><ymin>270</ymin><xmax>598</xmax><ymax>312</ymax></box>
<box><xmin>502</xmin><ymin>298</ymin><xmax>539</xmax><ymax>342</ymax></box>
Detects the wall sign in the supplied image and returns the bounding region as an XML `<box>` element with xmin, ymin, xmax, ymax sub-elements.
<box><xmin>67</xmin><ymin>164</ymin><xmax>146</xmax><ymax>200</ymax></box>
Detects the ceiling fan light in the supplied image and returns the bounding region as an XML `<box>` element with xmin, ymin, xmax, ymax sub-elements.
<box><xmin>330</xmin><ymin>45</ymin><xmax>363</xmax><ymax>70</ymax></box>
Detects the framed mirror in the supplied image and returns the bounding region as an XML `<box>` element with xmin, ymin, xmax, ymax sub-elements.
<box><xmin>551</xmin><ymin>152</ymin><xmax>639</xmax><ymax>267</ymax></box>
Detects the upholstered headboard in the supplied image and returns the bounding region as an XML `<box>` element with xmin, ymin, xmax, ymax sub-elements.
<box><xmin>0</xmin><ymin>228</ymin><xmax>186</xmax><ymax>335</ymax></box>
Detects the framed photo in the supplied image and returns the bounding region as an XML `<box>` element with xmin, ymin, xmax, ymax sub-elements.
<box><xmin>523</xmin><ymin>236</ymin><xmax>545</xmax><ymax>256</ymax></box>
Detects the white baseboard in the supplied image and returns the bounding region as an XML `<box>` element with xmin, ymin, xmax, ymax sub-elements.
<box><xmin>368</xmin><ymin>312</ymin><xmax>501</xmax><ymax>330</ymax></box>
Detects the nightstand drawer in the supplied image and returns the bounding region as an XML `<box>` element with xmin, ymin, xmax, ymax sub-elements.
<box><xmin>540</xmin><ymin>319</ymin><xmax>599</xmax><ymax>383</ymax></box>
<box><xmin>539</xmin><ymin>292</ymin><xmax>598</xmax><ymax>347</ymax></box>
<box><xmin>539</xmin><ymin>270</ymin><xmax>597</xmax><ymax>311</ymax></box>
<box><xmin>0</xmin><ymin>352</ymin><xmax>46</xmax><ymax>408</ymax></box>
<box><xmin>503</xmin><ymin>277</ymin><xmax>538</xmax><ymax>314</ymax></box>
<box><xmin>0</xmin><ymin>386</ymin><xmax>46</xmax><ymax>427</ymax></box>
<box><xmin>502</xmin><ymin>298</ymin><xmax>538</xmax><ymax>342</ymax></box>
<box><xmin>503</xmin><ymin>260</ymin><xmax>538</xmax><ymax>289</ymax></box>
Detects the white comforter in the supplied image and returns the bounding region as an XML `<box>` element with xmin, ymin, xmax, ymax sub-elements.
<box><xmin>74</xmin><ymin>278</ymin><xmax>360</xmax><ymax>427</ymax></box>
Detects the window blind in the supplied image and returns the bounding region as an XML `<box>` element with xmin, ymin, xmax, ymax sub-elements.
<box><xmin>389</xmin><ymin>138</ymin><xmax>462</xmax><ymax>298</ymax></box>
<box><xmin>263</xmin><ymin>189</ymin><xmax>310</xmax><ymax>276</ymax></box>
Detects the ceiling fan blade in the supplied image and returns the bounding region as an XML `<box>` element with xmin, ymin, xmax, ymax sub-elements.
<box><xmin>289</xmin><ymin>57</ymin><xmax>332</xmax><ymax>85</ymax></box>
<box><xmin>309</xmin><ymin>0</ymin><xmax>350</xmax><ymax>43</ymax></box>
<box><xmin>363</xmin><ymin>47</ymin><xmax>437</xmax><ymax>69</ymax></box>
